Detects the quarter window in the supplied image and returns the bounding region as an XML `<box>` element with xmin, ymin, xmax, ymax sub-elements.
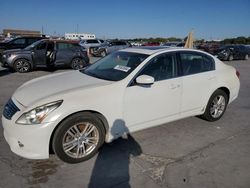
<box><xmin>180</xmin><ymin>52</ymin><xmax>215</xmax><ymax>75</ymax></box>
<box><xmin>139</xmin><ymin>53</ymin><xmax>177</xmax><ymax>81</ymax></box>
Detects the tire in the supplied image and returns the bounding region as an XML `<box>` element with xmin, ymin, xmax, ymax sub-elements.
<box><xmin>52</xmin><ymin>112</ymin><xmax>105</xmax><ymax>163</ymax></box>
<box><xmin>200</xmin><ymin>89</ymin><xmax>228</xmax><ymax>122</ymax></box>
<box><xmin>13</xmin><ymin>59</ymin><xmax>32</xmax><ymax>73</ymax></box>
<box><xmin>228</xmin><ymin>55</ymin><xmax>233</xmax><ymax>61</ymax></box>
<box><xmin>100</xmin><ymin>50</ymin><xmax>107</xmax><ymax>57</ymax></box>
<box><xmin>71</xmin><ymin>57</ymin><xmax>86</xmax><ymax>70</ymax></box>
<box><xmin>244</xmin><ymin>54</ymin><xmax>249</xmax><ymax>60</ymax></box>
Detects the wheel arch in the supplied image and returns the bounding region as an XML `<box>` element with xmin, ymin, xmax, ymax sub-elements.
<box><xmin>49</xmin><ymin>110</ymin><xmax>109</xmax><ymax>154</ymax></box>
<box><xmin>13</xmin><ymin>56</ymin><xmax>33</xmax><ymax>68</ymax></box>
<box><xmin>216</xmin><ymin>86</ymin><xmax>230</xmax><ymax>101</ymax></box>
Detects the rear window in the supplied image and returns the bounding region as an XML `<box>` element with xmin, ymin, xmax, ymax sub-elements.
<box><xmin>180</xmin><ymin>52</ymin><xmax>215</xmax><ymax>75</ymax></box>
<box><xmin>57</xmin><ymin>42</ymin><xmax>76</xmax><ymax>50</ymax></box>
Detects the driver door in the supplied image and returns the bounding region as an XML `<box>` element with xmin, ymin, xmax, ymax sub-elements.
<box><xmin>123</xmin><ymin>53</ymin><xmax>182</xmax><ymax>127</ymax></box>
<box><xmin>33</xmin><ymin>41</ymin><xmax>47</xmax><ymax>66</ymax></box>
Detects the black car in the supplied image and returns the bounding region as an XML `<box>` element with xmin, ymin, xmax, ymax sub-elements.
<box><xmin>215</xmin><ymin>45</ymin><xmax>250</xmax><ymax>61</ymax></box>
<box><xmin>0</xmin><ymin>36</ymin><xmax>45</xmax><ymax>53</ymax></box>
<box><xmin>1</xmin><ymin>39</ymin><xmax>89</xmax><ymax>73</ymax></box>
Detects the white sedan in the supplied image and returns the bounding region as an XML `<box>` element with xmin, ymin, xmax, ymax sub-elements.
<box><xmin>2</xmin><ymin>47</ymin><xmax>240</xmax><ymax>163</ymax></box>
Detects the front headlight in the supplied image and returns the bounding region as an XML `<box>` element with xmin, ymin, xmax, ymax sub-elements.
<box><xmin>16</xmin><ymin>100</ymin><xmax>63</xmax><ymax>125</ymax></box>
<box><xmin>3</xmin><ymin>54</ymin><xmax>12</xmax><ymax>58</ymax></box>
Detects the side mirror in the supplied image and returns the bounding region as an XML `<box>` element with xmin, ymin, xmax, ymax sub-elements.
<box><xmin>136</xmin><ymin>75</ymin><xmax>154</xmax><ymax>85</ymax></box>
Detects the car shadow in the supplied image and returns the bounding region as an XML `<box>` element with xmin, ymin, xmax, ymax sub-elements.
<box><xmin>88</xmin><ymin>119</ymin><xmax>142</xmax><ymax>188</ymax></box>
<box><xmin>0</xmin><ymin>68</ymin><xmax>12</xmax><ymax>77</ymax></box>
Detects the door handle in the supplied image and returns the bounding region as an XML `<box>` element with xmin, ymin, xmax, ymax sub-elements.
<box><xmin>208</xmin><ymin>76</ymin><xmax>215</xmax><ymax>80</ymax></box>
<box><xmin>170</xmin><ymin>84</ymin><xmax>180</xmax><ymax>89</ymax></box>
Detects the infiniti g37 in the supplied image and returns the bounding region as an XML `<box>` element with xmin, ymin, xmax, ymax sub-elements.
<box><xmin>2</xmin><ymin>47</ymin><xmax>240</xmax><ymax>163</ymax></box>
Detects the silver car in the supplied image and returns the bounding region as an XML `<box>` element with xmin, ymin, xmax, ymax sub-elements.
<box><xmin>90</xmin><ymin>41</ymin><xmax>131</xmax><ymax>57</ymax></box>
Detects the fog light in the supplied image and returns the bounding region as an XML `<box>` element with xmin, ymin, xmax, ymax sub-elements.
<box><xmin>18</xmin><ymin>141</ymin><xmax>24</xmax><ymax>148</ymax></box>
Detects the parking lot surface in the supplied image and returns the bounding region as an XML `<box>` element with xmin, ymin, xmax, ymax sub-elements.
<box><xmin>0</xmin><ymin>58</ymin><xmax>250</xmax><ymax>188</ymax></box>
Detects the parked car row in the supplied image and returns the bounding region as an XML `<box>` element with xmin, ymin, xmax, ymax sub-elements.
<box><xmin>1</xmin><ymin>39</ymin><xmax>89</xmax><ymax>73</ymax></box>
<box><xmin>198</xmin><ymin>44</ymin><xmax>250</xmax><ymax>61</ymax></box>
<box><xmin>214</xmin><ymin>45</ymin><xmax>250</xmax><ymax>61</ymax></box>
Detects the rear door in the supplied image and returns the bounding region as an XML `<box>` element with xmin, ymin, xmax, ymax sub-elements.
<box><xmin>55</xmin><ymin>42</ymin><xmax>75</xmax><ymax>65</ymax></box>
<box><xmin>178</xmin><ymin>51</ymin><xmax>216</xmax><ymax>115</ymax></box>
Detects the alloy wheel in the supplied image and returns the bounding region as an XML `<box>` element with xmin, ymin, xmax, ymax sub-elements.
<box><xmin>62</xmin><ymin>122</ymin><xmax>99</xmax><ymax>159</ymax></box>
<box><xmin>15</xmin><ymin>59</ymin><xmax>30</xmax><ymax>73</ymax></box>
<box><xmin>210</xmin><ymin>95</ymin><xmax>226</xmax><ymax>118</ymax></box>
<box><xmin>71</xmin><ymin>58</ymin><xmax>84</xmax><ymax>70</ymax></box>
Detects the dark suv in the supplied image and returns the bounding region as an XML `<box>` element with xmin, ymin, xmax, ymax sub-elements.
<box><xmin>215</xmin><ymin>45</ymin><xmax>250</xmax><ymax>61</ymax></box>
<box><xmin>1</xmin><ymin>39</ymin><xmax>89</xmax><ymax>72</ymax></box>
<box><xmin>0</xmin><ymin>36</ymin><xmax>45</xmax><ymax>53</ymax></box>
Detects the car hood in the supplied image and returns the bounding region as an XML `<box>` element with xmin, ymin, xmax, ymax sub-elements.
<box><xmin>2</xmin><ymin>49</ymin><xmax>22</xmax><ymax>54</ymax></box>
<box><xmin>13</xmin><ymin>70</ymin><xmax>113</xmax><ymax>107</ymax></box>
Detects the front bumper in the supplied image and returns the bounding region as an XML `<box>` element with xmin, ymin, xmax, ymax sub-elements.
<box><xmin>2</xmin><ymin>115</ymin><xmax>56</xmax><ymax>159</ymax></box>
<box><xmin>0</xmin><ymin>55</ymin><xmax>11</xmax><ymax>68</ymax></box>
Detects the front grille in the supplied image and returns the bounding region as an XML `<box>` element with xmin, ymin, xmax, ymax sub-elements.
<box><xmin>3</xmin><ymin>99</ymin><xmax>20</xmax><ymax>120</ymax></box>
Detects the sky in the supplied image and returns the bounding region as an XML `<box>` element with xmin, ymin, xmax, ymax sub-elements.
<box><xmin>0</xmin><ymin>0</ymin><xmax>250</xmax><ymax>39</ymax></box>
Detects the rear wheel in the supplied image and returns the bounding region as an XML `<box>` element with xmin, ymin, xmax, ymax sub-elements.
<box><xmin>13</xmin><ymin>59</ymin><xmax>31</xmax><ymax>73</ymax></box>
<box><xmin>52</xmin><ymin>112</ymin><xmax>105</xmax><ymax>163</ymax></box>
<box><xmin>201</xmin><ymin>89</ymin><xmax>228</xmax><ymax>121</ymax></box>
<box><xmin>71</xmin><ymin>57</ymin><xmax>86</xmax><ymax>70</ymax></box>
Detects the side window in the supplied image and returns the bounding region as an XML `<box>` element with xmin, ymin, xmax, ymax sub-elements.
<box><xmin>119</xmin><ymin>42</ymin><xmax>126</xmax><ymax>45</ymax></box>
<box><xmin>86</xmin><ymin>40</ymin><xmax>98</xmax><ymax>44</ymax></box>
<box><xmin>27</xmin><ymin>38</ymin><xmax>39</xmax><ymax>45</ymax></box>
<box><xmin>180</xmin><ymin>52</ymin><xmax>215</xmax><ymax>76</ymax></box>
<box><xmin>36</xmin><ymin>42</ymin><xmax>47</xmax><ymax>50</ymax></box>
<box><xmin>139</xmin><ymin>53</ymin><xmax>177</xmax><ymax>82</ymax></box>
<box><xmin>11</xmin><ymin>38</ymin><xmax>26</xmax><ymax>45</ymax></box>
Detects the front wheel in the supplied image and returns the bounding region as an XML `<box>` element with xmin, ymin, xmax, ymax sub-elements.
<box><xmin>13</xmin><ymin>59</ymin><xmax>32</xmax><ymax>73</ymax></box>
<box><xmin>52</xmin><ymin>112</ymin><xmax>105</xmax><ymax>163</ymax></box>
<box><xmin>201</xmin><ymin>89</ymin><xmax>228</xmax><ymax>122</ymax></box>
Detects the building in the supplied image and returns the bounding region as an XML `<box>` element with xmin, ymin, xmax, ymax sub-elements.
<box><xmin>3</xmin><ymin>29</ymin><xmax>41</xmax><ymax>37</ymax></box>
<box><xmin>65</xmin><ymin>33</ymin><xmax>95</xmax><ymax>40</ymax></box>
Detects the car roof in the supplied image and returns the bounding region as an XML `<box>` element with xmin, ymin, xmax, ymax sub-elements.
<box><xmin>40</xmin><ymin>39</ymin><xmax>79</xmax><ymax>44</ymax></box>
<box><xmin>120</xmin><ymin>46</ymin><xmax>211</xmax><ymax>56</ymax></box>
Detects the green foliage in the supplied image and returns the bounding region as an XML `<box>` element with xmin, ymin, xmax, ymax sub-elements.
<box><xmin>221</xmin><ymin>36</ymin><xmax>250</xmax><ymax>45</ymax></box>
<box><xmin>128</xmin><ymin>37</ymin><xmax>183</xmax><ymax>43</ymax></box>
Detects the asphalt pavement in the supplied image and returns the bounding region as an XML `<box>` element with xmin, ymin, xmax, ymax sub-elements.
<box><xmin>0</xmin><ymin>58</ymin><xmax>250</xmax><ymax>188</ymax></box>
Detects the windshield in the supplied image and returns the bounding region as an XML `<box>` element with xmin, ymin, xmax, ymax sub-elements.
<box><xmin>24</xmin><ymin>40</ymin><xmax>43</xmax><ymax>50</ymax></box>
<box><xmin>82</xmin><ymin>51</ymin><xmax>149</xmax><ymax>81</ymax></box>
